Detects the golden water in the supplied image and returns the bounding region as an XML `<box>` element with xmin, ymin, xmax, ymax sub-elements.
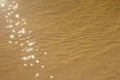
<box><xmin>0</xmin><ymin>0</ymin><xmax>120</xmax><ymax>80</ymax></box>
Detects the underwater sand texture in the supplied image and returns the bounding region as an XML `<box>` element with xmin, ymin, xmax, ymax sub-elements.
<box><xmin>0</xmin><ymin>0</ymin><xmax>120</xmax><ymax>80</ymax></box>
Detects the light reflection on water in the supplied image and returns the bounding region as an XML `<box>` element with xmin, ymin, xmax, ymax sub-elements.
<box><xmin>1</xmin><ymin>0</ymin><xmax>54</xmax><ymax>79</ymax></box>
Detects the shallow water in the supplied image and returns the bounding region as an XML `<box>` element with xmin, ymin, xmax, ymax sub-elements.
<box><xmin>0</xmin><ymin>0</ymin><xmax>120</xmax><ymax>80</ymax></box>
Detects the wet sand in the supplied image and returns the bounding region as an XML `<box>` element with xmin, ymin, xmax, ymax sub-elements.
<box><xmin>0</xmin><ymin>0</ymin><xmax>120</xmax><ymax>80</ymax></box>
